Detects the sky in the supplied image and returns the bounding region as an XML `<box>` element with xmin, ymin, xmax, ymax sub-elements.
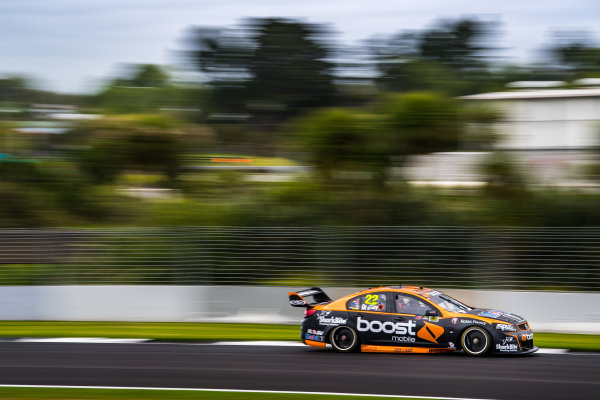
<box><xmin>1</xmin><ymin>0</ymin><xmax>599</xmax><ymax>94</ymax></box>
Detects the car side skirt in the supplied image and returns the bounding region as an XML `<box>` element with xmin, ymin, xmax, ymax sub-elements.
<box><xmin>361</xmin><ymin>345</ymin><xmax>454</xmax><ymax>354</ymax></box>
<box><xmin>305</xmin><ymin>339</ymin><xmax>327</xmax><ymax>348</ymax></box>
<box><xmin>493</xmin><ymin>346</ymin><xmax>539</xmax><ymax>355</ymax></box>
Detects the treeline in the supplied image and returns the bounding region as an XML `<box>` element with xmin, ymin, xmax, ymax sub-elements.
<box><xmin>1</xmin><ymin>17</ymin><xmax>600</xmax><ymax>227</ymax></box>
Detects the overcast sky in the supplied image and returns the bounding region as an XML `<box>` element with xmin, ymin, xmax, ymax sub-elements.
<box><xmin>1</xmin><ymin>0</ymin><xmax>598</xmax><ymax>93</ymax></box>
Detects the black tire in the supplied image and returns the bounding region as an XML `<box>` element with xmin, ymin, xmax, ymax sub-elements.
<box><xmin>461</xmin><ymin>326</ymin><xmax>491</xmax><ymax>356</ymax></box>
<box><xmin>330</xmin><ymin>326</ymin><xmax>359</xmax><ymax>352</ymax></box>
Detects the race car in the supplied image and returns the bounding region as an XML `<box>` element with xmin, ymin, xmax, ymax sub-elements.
<box><xmin>288</xmin><ymin>286</ymin><xmax>538</xmax><ymax>356</ymax></box>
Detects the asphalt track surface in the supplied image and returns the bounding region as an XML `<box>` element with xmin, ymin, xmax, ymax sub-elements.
<box><xmin>1</xmin><ymin>342</ymin><xmax>599</xmax><ymax>400</ymax></box>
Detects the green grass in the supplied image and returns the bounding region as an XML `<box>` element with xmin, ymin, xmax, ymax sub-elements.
<box><xmin>534</xmin><ymin>332</ymin><xmax>600</xmax><ymax>351</ymax></box>
<box><xmin>0</xmin><ymin>322</ymin><xmax>299</xmax><ymax>341</ymax></box>
<box><xmin>0</xmin><ymin>388</ymin><xmax>432</xmax><ymax>400</ymax></box>
<box><xmin>0</xmin><ymin>321</ymin><xmax>599</xmax><ymax>351</ymax></box>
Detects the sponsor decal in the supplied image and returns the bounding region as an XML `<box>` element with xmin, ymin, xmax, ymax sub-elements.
<box><xmin>427</xmin><ymin>316</ymin><xmax>439</xmax><ymax>322</ymax></box>
<box><xmin>501</xmin><ymin>336</ymin><xmax>515</xmax><ymax>345</ymax></box>
<box><xmin>299</xmin><ymin>290</ymin><xmax>320</xmax><ymax>296</ymax></box>
<box><xmin>305</xmin><ymin>334</ymin><xmax>324</xmax><ymax>341</ymax></box>
<box><xmin>357</xmin><ymin>317</ymin><xmax>416</xmax><ymax>335</ymax></box>
<box><xmin>448</xmin><ymin>341</ymin><xmax>455</xmax><ymax>348</ymax></box>
<box><xmin>428</xmin><ymin>348</ymin><xmax>447</xmax><ymax>353</ymax></box>
<box><xmin>479</xmin><ymin>311</ymin><xmax>502</xmax><ymax>318</ymax></box>
<box><xmin>394</xmin><ymin>347</ymin><xmax>413</xmax><ymax>353</ymax></box>
<box><xmin>495</xmin><ymin>323</ymin><xmax>516</xmax><ymax>332</ymax></box>
<box><xmin>417</xmin><ymin>321</ymin><xmax>444</xmax><ymax>344</ymax></box>
<box><xmin>317</xmin><ymin>311</ymin><xmax>347</xmax><ymax>326</ymax></box>
<box><xmin>392</xmin><ymin>336</ymin><xmax>416</xmax><ymax>342</ymax></box>
<box><xmin>361</xmin><ymin>304</ymin><xmax>381</xmax><ymax>311</ymax></box>
<box><xmin>290</xmin><ymin>299</ymin><xmax>307</xmax><ymax>306</ymax></box>
<box><xmin>501</xmin><ymin>312</ymin><xmax>524</xmax><ymax>322</ymax></box>
<box><xmin>479</xmin><ymin>310</ymin><xmax>524</xmax><ymax>322</ymax></box>
<box><xmin>451</xmin><ymin>318</ymin><xmax>459</xmax><ymax>325</ymax></box>
<box><xmin>307</xmin><ymin>329</ymin><xmax>324</xmax><ymax>335</ymax></box>
<box><xmin>348</xmin><ymin>299</ymin><xmax>360</xmax><ymax>310</ymax></box>
<box><xmin>521</xmin><ymin>333</ymin><xmax>534</xmax><ymax>341</ymax></box>
<box><xmin>496</xmin><ymin>343</ymin><xmax>518</xmax><ymax>352</ymax></box>
<box><xmin>458</xmin><ymin>319</ymin><xmax>486</xmax><ymax>325</ymax></box>
<box><xmin>416</xmin><ymin>316</ymin><xmax>423</xmax><ymax>320</ymax></box>
<box><xmin>421</xmin><ymin>290</ymin><xmax>442</xmax><ymax>297</ymax></box>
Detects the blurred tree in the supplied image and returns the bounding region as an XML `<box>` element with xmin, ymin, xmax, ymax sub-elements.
<box><xmin>246</xmin><ymin>18</ymin><xmax>336</xmax><ymax>118</ymax></box>
<box><xmin>0</xmin><ymin>75</ymin><xmax>89</xmax><ymax>107</ymax></box>
<box><xmin>187</xmin><ymin>18</ymin><xmax>337</xmax><ymax>128</ymax></box>
<box><xmin>95</xmin><ymin>86</ymin><xmax>162</xmax><ymax>114</ymax></box>
<box><xmin>94</xmin><ymin>64</ymin><xmax>204</xmax><ymax>116</ymax></box>
<box><xmin>107</xmin><ymin>64</ymin><xmax>170</xmax><ymax>88</ymax></box>
<box><xmin>546</xmin><ymin>30</ymin><xmax>600</xmax><ymax>76</ymax></box>
<box><xmin>378</xmin><ymin>92</ymin><xmax>462</xmax><ymax>156</ymax></box>
<box><xmin>377</xmin><ymin>59</ymin><xmax>467</xmax><ymax>94</ymax></box>
<box><xmin>371</xmin><ymin>18</ymin><xmax>498</xmax><ymax>95</ymax></box>
<box><xmin>480</xmin><ymin>152</ymin><xmax>528</xmax><ymax>199</ymax></box>
<box><xmin>0</xmin><ymin>76</ymin><xmax>30</xmax><ymax>103</ymax></box>
<box><xmin>129</xmin><ymin>64</ymin><xmax>169</xmax><ymax>88</ymax></box>
<box><xmin>460</xmin><ymin>104</ymin><xmax>502</xmax><ymax>150</ymax></box>
<box><xmin>0</xmin><ymin>158</ymin><xmax>131</xmax><ymax>226</ymax></box>
<box><xmin>65</xmin><ymin>115</ymin><xmax>210</xmax><ymax>184</ymax></box>
<box><xmin>292</xmin><ymin>92</ymin><xmax>467</xmax><ymax>184</ymax></box>
<box><xmin>418</xmin><ymin>18</ymin><xmax>494</xmax><ymax>73</ymax></box>
<box><xmin>291</xmin><ymin>108</ymin><xmax>381</xmax><ymax>180</ymax></box>
<box><xmin>188</xmin><ymin>26</ymin><xmax>253</xmax><ymax>116</ymax></box>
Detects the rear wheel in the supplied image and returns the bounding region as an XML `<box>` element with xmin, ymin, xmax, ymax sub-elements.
<box><xmin>461</xmin><ymin>326</ymin><xmax>491</xmax><ymax>356</ymax></box>
<box><xmin>330</xmin><ymin>326</ymin><xmax>359</xmax><ymax>352</ymax></box>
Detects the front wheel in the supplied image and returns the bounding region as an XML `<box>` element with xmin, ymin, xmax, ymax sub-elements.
<box><xmin>330</xmin><ymin>326</ymin><xmax>359</xmax><ymax>352</ymax></box>
<box><xmin>461</xmin><ymin>326</ymin><xmax>491</xmax><ymax>356</ymax></box>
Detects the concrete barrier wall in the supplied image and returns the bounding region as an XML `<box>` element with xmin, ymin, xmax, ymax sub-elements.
<box><xmin>0</xmin><ymin>286</ymin><xmax>598</xmax><ymax>333</ymax></box>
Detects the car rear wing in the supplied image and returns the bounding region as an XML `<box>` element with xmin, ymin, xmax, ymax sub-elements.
<box><xmin>288</xmin><ymin>287</ymin><xmax>332</xmax><ymax>307</ymax></box>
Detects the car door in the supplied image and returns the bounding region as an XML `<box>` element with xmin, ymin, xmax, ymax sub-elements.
<box><xmin>393</xmin><ymin>293</ymin><xmax>447</xmax><ymax>347</ymax></box>
<box><xmin>346</xmin><ymin>291</ymin><xmax>397</xmax><ymax>345</ymax></box>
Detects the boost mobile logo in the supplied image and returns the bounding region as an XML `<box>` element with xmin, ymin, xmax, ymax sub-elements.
<box><xmin>357</xmin><ymin>317</ymin><xmax>416</xmax><ymax>335</ymax></box>
<box><xmin>417</xmin><ymin>321</ymin><xmax>444</xmax><ymax>344</ymax></box>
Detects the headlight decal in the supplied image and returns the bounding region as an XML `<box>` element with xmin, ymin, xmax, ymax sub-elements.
<box><xmin>495</xmin><ymin>323</ymin><xmax>517</xmax><ymax>332</ymax></box>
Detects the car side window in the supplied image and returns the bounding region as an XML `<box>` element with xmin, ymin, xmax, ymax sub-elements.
<box><xmin>395</xmin><ymin>294</ymin><xmax>434</xmax><ymax>316</ymax></box>
<box><xmin>347</xmin><ymin>292</ymin><xmax>388</xmax><ymax>312</ymax></box>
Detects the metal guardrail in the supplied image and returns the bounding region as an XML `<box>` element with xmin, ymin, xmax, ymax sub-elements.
<box><xmin>0</xmin><ymin>227</ymin><xmax>599</xmax><ymax>291</ymax></box>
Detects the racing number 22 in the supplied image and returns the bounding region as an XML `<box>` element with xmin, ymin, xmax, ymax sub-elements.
<box><xmin>365</xmin><ymin>294</ymin><xmax>379</xmax><ymax>305</ymax></box>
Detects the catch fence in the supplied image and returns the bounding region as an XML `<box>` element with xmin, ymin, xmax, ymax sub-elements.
<box><xmin>0</xmin><ymin>226</ymin><xmax>599</xmax><ymax>291</ymax></box>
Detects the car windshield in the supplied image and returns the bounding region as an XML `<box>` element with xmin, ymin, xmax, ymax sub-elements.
<box><xmin>428</xmin><ymin>294</ymin><xmax>472</xmax><ymax>313</ymax></box>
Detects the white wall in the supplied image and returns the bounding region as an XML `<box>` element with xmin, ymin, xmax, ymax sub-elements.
<box><xmin>0</xmin><ymin>286</ymin><xmax>598</xmax><ymax>333</ymax></box>
<box><xmin>495</xmin><ymin>97</ymin><xmax>600</xmax><ymax>149</ymax></box>
<box><xmin>403</xmin><ymin>149</ymin><xmax>596</xmax><ymax>185</ymax></box>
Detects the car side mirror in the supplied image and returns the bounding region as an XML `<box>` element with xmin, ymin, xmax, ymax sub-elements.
<box><xmin>425</xmin><ymin>309</ymin><xmax>437</xmax><ymax>317</ymax></box>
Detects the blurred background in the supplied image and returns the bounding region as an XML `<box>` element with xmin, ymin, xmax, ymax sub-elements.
<box><xmin>1</xmin><ymin>1</ymin><xmax>600</xmax><ymax>294</ymax></box>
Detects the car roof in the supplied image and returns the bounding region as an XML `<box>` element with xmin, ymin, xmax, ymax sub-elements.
<box><xmin>334</xmin><ymin>286</ymin><xmax>439</xmax><ymax>303</ymax></box>
<box><xmin>364</xmin><ymin>286</ymin><xmax>437</xmax><ymax>294</ymax></box>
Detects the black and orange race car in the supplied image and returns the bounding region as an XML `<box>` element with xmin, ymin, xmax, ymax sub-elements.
<box><xmin>288</xmin><ymin>286</ymin><xmax>538</xmax><ymax>356</ymax></box>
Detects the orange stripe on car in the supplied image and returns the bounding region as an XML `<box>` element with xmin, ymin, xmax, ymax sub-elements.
<box><xmin>361</xmin><ymin>345</ymin><xmax>452</xmax><ymax>354</ymax></box>
<box><xmin>304</xmin><ymin>340</ymin><xmax>327</xmax><ymax>349</ymax></box>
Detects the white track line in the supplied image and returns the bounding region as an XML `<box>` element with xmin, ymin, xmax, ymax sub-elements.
<box><xmin>15</xmin><ymin>338</ymin><xmax>150</xmax><ymax>344</ymax></box>
<box><xmin>0</xmin><ymin>384</ymin><xmax>492</xmax><ymax>400</ymax></box>
<box><xmin>537</xmin><ymin>348</ymin><xmax>569</xmax><ymax>354</ymax></box>
<box><xmin>213</xmin><ymin>340</ymin><xmax>305</xmax><ymax>346</ymax></box>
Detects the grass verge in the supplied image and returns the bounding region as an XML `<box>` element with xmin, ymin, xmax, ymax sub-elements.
<box><xmin>0</xmin><ymin>321</ymin><xmax>599</xmax><ymax>351</ymax></box>
<box><xmin>534</xmin><ymin>332</ymin><xmax>600</xmax><ymax>351</ymax></box>
<box><xmin>0</xmin><ymin>322</ymin><xmax>298</xmax><ymax>341</ymax></box>
<box><xmin>0</xmin><ymin>387</ymin><xmax>429</xmax><ymax>400</ymax></box>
